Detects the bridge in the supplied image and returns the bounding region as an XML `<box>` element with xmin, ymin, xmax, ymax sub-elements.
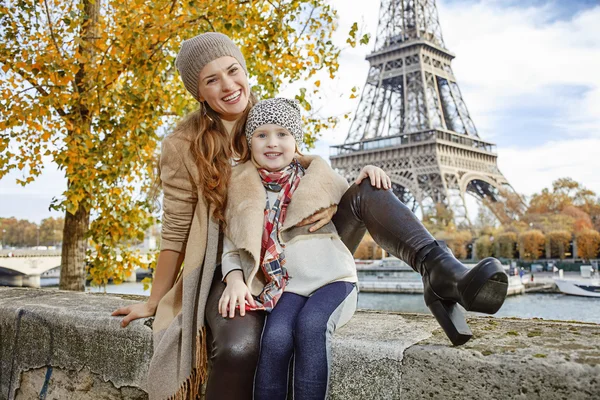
<box><xmin>0</xmin><ymin>251</ymin><xmax>154</xmax><ymax>288</ymax></box>
<box><xmin>0</xmin><ymin>254</ymin><xmax>61</xmax><ymax>287</ymax></box>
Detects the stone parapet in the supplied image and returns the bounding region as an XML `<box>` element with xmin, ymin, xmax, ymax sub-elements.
<box><xmin>0</xmin><ymin>287</ymin><xmax>598</xmax><ymax>399</ymax></box>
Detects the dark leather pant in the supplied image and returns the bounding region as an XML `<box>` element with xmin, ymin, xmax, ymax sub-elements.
<box><xmin>205</xmin><ymin>270</ymin><xmax>265</xmax><ymax>400</ymax></box>
<box><xmin>204</xmin><ymin>181</ymin><xmax>435</xmax><ymax>399</ymax></box>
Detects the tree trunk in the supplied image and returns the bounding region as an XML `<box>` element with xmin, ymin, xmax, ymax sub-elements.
<box><xmin>59</xmin><ymin>207</ymin><xmax>90</xmax><ymax>290</ymax></box>
<box><xmin>59</xmin><ymin>0</ymin><xmax>99</xmax><ymax>291</ymax></box>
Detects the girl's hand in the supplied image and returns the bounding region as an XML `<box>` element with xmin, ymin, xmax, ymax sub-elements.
<box><xmin>355</xmin><ymin>165</ymin><xmax>391</xmax><ymax>190</ymax></box>
<box><xmin>112</xmin><ymin>301</ymin><xmax>157</xmax><ymax>328</ymax></box>
<box><xmin>296</xmin><ymin>204</ymin><xmax>337</xmax><ymax>233</ymax></box>
<box><xmin>218</xmin><ymin>271</ymin><xmax>255</xmax><ymax>318</ymax></box>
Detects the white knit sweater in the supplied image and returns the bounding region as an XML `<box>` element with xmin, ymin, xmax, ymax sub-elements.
<box><xmin>222</xmin><ymin>190</ymin><xmax>357</xmax><ymax>297</ymax></box>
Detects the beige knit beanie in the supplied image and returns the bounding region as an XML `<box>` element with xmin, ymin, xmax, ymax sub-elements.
<box><xmin>175</xmin><ymin>32</ymin><xmax>248</xmax><ymax>102</ymax></box>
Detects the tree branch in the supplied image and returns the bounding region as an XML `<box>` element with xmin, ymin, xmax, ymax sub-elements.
<box><xmin>168</xmin><ymin>0</ymin><xmax>177</xmax><ymax>14</ymax></box>
<box><xmin>297</xmin><ymin>6</ymin><xmax>316</xmax><ymax>41</ymax></box>
<box><xmin>10</xmin><ymin>85</ymin><xmax>58</xmax><ymax>101</ymax></box>
<box><xmin>2</xmin><ymin>60</ymin><xmax>68</xmax><ymax>117</ymax></box>
<box><xmin>43</xmin><ymin>0</ymin><xmax>64</xmax><ymax>58</ymax></box>
<box><xmin>199</xmin><ymin>15</ymin><xmax>215</xmax><ymax>31</ymax></box>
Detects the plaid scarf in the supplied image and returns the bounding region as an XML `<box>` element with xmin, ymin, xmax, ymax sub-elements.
<box><xmin>250</xmin><ymin>160</ymin><xmax>304</xmax><ymax>312</ymax></box>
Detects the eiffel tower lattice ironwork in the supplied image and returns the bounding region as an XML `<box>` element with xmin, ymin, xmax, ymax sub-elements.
<box><xmin>330</xmin><ymin>0</ymin><xmax>516</xmax><ymax>226</ymax></box>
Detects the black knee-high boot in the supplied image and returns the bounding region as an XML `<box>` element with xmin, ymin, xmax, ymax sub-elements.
<box><xmin>333</xmin><ymin>181</ymin><xmax>508</xmax><ymax>346</ymax></box>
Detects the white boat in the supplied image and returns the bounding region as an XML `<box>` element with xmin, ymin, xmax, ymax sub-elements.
<box><xmin>554</xmin><ymin>265</ymin><xmax>600</xmax><ymax>298</ymax></box>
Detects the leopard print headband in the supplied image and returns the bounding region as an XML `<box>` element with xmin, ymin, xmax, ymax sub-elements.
<box><xmin>245</xmin><ymin>98</ymin><xmax>303</xmax><ymax>147</ymax></box>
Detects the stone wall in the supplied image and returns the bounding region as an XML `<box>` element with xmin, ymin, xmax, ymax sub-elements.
<box><xmin>0</xmin><ymin>287</ymin><xmax>598</xmax><ymax>399</ymax></box>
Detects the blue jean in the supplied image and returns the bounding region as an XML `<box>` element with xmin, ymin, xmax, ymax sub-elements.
<box><xmin>254</xmin><ymin>281</ymin><xmax>357</xmax><ymax>400</ymax></box>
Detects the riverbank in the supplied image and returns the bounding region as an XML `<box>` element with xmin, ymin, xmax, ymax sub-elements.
<box><xmin>36</xmin><ymin>280</ymin><xmax>594</xmax><ymax>325</ymax></box>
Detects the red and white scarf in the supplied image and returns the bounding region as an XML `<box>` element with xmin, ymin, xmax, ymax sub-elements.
<box><xmin>250</xmin><ymin>160</ymin><xmax>304</xmax><ymax>312</ymax></box>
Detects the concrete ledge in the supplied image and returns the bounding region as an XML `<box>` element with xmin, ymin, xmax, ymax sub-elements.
<box><xmin>0</xmin><ymin>288</ymin><xmax>151</xmax><ymax>399</ymax></box>
<box><xmin>1</xmin><ymin>287</ymin><xmax>599</xmax><ymax>399</ymax></box>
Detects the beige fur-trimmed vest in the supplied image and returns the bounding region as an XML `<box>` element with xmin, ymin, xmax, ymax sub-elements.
<box><xmin>224</xmin><ymin>155</ymin><xmax>350</xmax><ymax>295</ymax></box>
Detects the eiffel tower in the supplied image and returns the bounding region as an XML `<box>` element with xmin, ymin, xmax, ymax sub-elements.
<box><xmin>330</xmin><ymin>0</ymin><xmax>515</xmax><ymax>226</ymax></box>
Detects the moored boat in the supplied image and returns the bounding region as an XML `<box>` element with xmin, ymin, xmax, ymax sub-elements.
<box><xmin>554</xmin><ymin>278</ymin><xmax>600</xmax><ymax>297</ymax></box>
<box><xmin>554</xmin><ymin>265</ymin><xmax>600</xmax><ymax>298</ymax></box>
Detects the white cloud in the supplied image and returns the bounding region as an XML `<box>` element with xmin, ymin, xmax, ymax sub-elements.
<box><xmin>302</xmin><ymin>0</ymin><xmax>600</xmax><ymax>198</ymax></box>
<box><xmin>438</xmin><ymin>1</ymin><xmax>600</xmax><ymax>138</ymax></box>
<box><xmin>499</xmin><ymin>138</ymin><xmax>600</xmax><ymax>197</ymax></box>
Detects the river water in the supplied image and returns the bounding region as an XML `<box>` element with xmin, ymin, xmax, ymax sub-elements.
<box><xmin>73</xmin><ymin>280</ymin><xmax>600</xmax><ymax>324</ymax></box>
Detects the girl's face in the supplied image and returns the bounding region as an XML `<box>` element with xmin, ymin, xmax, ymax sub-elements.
<box><xmin>198</xmin><ymin>56</ymin><xmax>250</xmax><ymax>121</ymax></box>
<box><xmin>250</xmin><ymin>124</ymin><xmax>297</xmax><ymax>172</ymax></box>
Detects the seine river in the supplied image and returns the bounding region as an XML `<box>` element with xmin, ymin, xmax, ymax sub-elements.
<box><xmin>78</xmin><ymin>281</ymin><xmax>600</xmax><ymax>324</ymax></box>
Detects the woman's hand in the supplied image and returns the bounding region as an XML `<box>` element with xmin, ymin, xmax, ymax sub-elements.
<box><xmin>218</xmin><ymin>270</ymin><xmax>255</xmax><ymax>318</ymax></box>
<box><xmin>112</xmin><ymin>301</ymin><xmax>157</xmax><ymax>328</ymax></box>
<box><xmin>296</xmin><ymin>204</ymin><xmax>337</xmax><ymax>233</ymax></box>
<box><xmin>355</xmin><ymin>165</ymin><xmax>391</xmax><ymax>190</ymax></box>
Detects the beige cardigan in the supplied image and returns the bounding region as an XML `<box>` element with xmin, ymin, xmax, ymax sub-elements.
<box><xmin>146</xmin><ymin>113</ymin><xmax>348</xmax><ymax>399</ymax></box>
<box><xmin>146</xmin><ymin>110</ymin><xmax>219</xmax><ymax>400</ymax></box>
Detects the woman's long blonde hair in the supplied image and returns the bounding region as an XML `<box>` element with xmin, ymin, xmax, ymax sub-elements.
<box><xmin>171</xmin><ymin>92</ymin><xmax>258</xmax><ymax>226</ymax></box>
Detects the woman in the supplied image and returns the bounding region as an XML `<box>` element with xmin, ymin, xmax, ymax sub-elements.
<box><xmin>112</xmin><ymin>32</ymin><xmax>507</xmax><ymax>400</ymax></box>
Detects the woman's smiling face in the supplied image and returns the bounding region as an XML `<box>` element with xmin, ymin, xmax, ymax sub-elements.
<box><xmin>197</xmin><ymin>56</ymin><xmax>250</xmax><ymax>121</ymax></box>
<box><xmin>250</xmin><ymin>124</ymin><xmax>297</xmax><ymax>172</ymax></box>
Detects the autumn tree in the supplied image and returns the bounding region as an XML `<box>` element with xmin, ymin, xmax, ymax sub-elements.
<box><xmin>0</xmin><ymin>217</ymin><xmax>41</xmax><ymax>247</ymax></box>
<box><xmin>423</xmin><ymin>203</ymin><xmax>455</xmax><ymax>234</ymax></box>
<box><xmin>354</xmin><ymin>233</ymin><xmax>385</xmax><ymax>260</ymax></box>
<box><xmin>516</xmin><ymin>178</ymin><xmax>600</xmax><ymax>259</ymax></box>
<box><xmin>546</xmin><ymin>230</ymin><xmax>571</xmax><ymax>259</ymax></box>
<box><xmin>39</xmin><ymin>217</ymin><xmax>64</xmax><ymax>246</ymax></box>
<box><xmin>527</xmin><ymin>178</ymin><xmax>599</xmax><ymax>232</ymax></box>
<box><xmin>576</xmin><ymin>229</ymin><xmax>600</xmax><ymax>261</ymax></box>
<box><xmin>435</xmin><ymin>231</ymin><xmax>472</xmax><ymax>259</ymax></box>
<box><xmin>475</xmin><ymin>236</ymin><xmax>493</xmax><ymax>260</ymax></box>
<box><xmin>1</xmin><ymin>1</ymin><xmax>365</xmax><ymax>290</ymax></box>
<box><xmin>496</xmin><ymin>232</ymin><xmax>517</xmax><ymax>259</ymax></box>
<box><xmin>518</xmin><ymin>230</ymin><xmax>545</xmax><ymax>261</ymax></box>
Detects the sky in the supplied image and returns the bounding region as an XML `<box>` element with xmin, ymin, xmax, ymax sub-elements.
<box><xmin>1</xmin><ymin>0</ymin><xmax>599</xmax><ymax>223</ymax></box>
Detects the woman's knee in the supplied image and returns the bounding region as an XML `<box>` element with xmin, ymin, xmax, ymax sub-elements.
<box><xmin>214</xmin><ymin>329</ymin><xmax>262</xmax><ymax>365</ymax></box>
<box><xmin>209</xmin><ymin>311</ymin><xmax>264</xmax><ymax>366</ymax></box>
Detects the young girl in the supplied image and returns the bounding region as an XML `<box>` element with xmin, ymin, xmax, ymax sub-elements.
<box><xmin>218</xmin><ymin>97</ymin><xmax>389</xmax><ymax>399</ymax></box>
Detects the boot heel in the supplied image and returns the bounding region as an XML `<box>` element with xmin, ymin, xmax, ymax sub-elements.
<box><xmin>469</xmin><ymin>278</ymin><xmax>508</xmax><ymax>314</ymax></box>
<box><xmin>428</xmin><ymin>299</ymin><xmax>472</xmax><ymax>346</ymax></box>
<box><xmin>461</xmin><ymin>258</ymin><xmax>508</xmax><ymax>314</ymax></box>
